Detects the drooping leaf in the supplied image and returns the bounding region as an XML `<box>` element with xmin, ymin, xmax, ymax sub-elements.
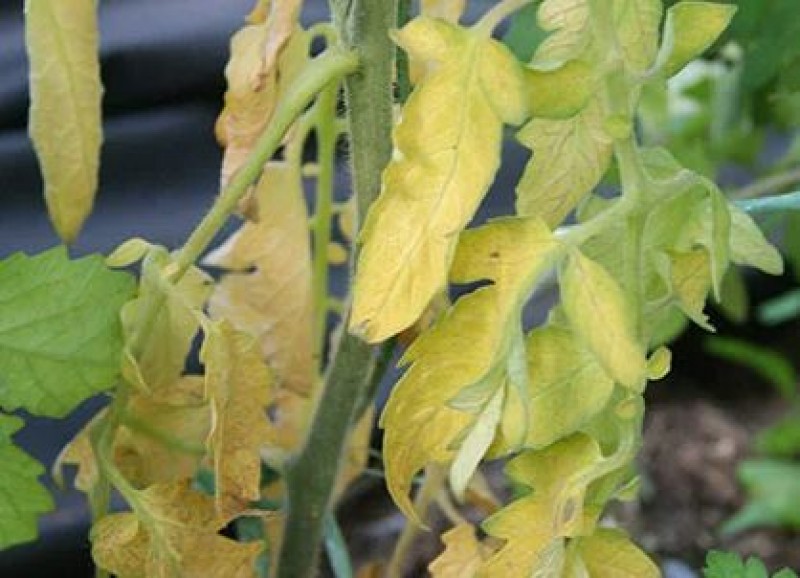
<box><xmin>120</xmin><ymin>247</ymin><xmax>212</xmax><ymax>393</ymax></box>
<box><xmin>0</xmin><ymin>414</ymin><xmax>53</xmax><ymax>550</ymax></box>
<box><xmin>115</xmin><ymin>376</ymin><xmax>211</xmax><ymax>488</ymax></box>
<box><xmin>0</xmin><ymin>247</ymin><xmax>134</xmax><ymax>417</ymax></box>
<box><xmin>515</xmin><ymin>99</ymin><xmax>612</xmax><ymax>227</ymax></box>
<box><xmin>24</xmin><ymin>0</ymin><xmax>102</xmax><ymax>242</ymax></box>
<box><xmin>524</xmin><ymin>324</ymin><xmax>614</xmax><ymax>448</ymax></box>
<box><xmin>573</xmin><ymin>527</ymin><xmax>660</xmax><ymax>577</ymax></box>
<box><xmin>91</xmin><ymin>481</ymin><xmax>262</xmax><ymax>578</ymax></box>
<box><xmin>216</xmin><ymin>8</ymin><xmax>307</xmax><ymax>187</ymax></box>
<box><xmin>560</xmin><ymin>250</ymin><xmax>647</xmax><ymax>391</ymax></box>
<box><xmin>53</xmin><ymin>409</ymin><xmax>105</xmax><ymax>493</ymax></box>
<box><xmin>201</xmin><ymin>320</ymin><xmax>273</xmax><ymax>518</ymax></box>
<box><xmin>205</xmin><ymin>162</ymin><xmax>314</xmax><ymax>396</ymax></box>
<box><xmin>381</xmin><ymin>219</ymin><xmax>561</xmax><ymax>518</ymax></box>
<box><xmin>480</xmin><ymin>434</ymin><xmax>603</xmax><ymax>577</ymax></box>
<box><xmin>429</xmin><ymin>524</ymin><xmax>488</xmax><ymax>578</ymax></box>
<box><xmin>351</xmin><ymin>18</ymin><xmax>529</xmax><ymax>342</ymax></box>
<box><xmin>657</xmin><ymin>1</ymin><xmax>738</xmax><ymax>77</ymax></box>
<box><xmin>664</xmin><ymin>249</ymin><xmax>714</xmax><ymax>330</ymax></box>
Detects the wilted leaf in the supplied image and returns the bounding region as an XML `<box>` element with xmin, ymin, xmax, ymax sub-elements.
<box><xmin>25</xmin><ymin>0</ymin><xmax>102</xmax><ymax>242</ymax></box>
<box><xmin>667</xmin><ymin>249</ymin><xmax>713</xmax><ymax>330</ymax></box>
<box><xmin>53</xmin><ymin>409</ymin><xmax>105</xmax><ymax>492</ymax></box>
<box><xmin>533</xmin><ymin>0</ymin><xmax>591</xmax><ymax>67</ymax></box>
<box><xmin>429</xmin><ymin>524</ymin><xmax>487</xmax><ymax>578</ymax></box>
<box><xmin>525</xmin><ymin>324</ymin><xmax>614</xmax><ymax>448</ymax></box>
<box><xmin>480</xmin><ymin>434</ymin><xmax>603</xmax><ymax>577</ymax></box>
<box><xmin>201</xmin><ymin>320</ymin><xmax>273</xmax><ymax>518</ymax></box>
<box><xmin>658</xmin><ymin>2</ymin><xmax>737</xmax><ymax>77</ymax></box>
<box><xmin>573</xmin><ymin>528</ymin><xmax>659</xmax><ymax>577</ymax></box>
<box><xmin>351</xmin><ymin>18</ymin><xmax>528</xmax><ymax>342</ymax></box>
<box><xmin>560</xmin><ymin>250</ymin><xmax>647</xmax><ymax>391</ymax></box>
<box><xmin>217</xmin><ymin>12</ymin><xmax>307</xmax><ymax>187</ymax></box>
<box><xmin>121</xmin><ymin>247</ymin><xmax>211</xmax><ymax>393</ymax></box>
<box><xmin>515</xmin><ymin>99</ymin><xmax>612</xmax><ymax>227</ymax></box>
<box><xmin>206</xmin><ymin>163</ymin><xmax>314</xmax><ymax>396</ymax></box>
<box><xmin>0</xmin><ymin>414</ymin><xmax>53</xmax><ymax>549</ymax></box>
<box><xmin>115</xmin><ymin>376</ymin><xmax>211</xmax><ymax>488</ymax></box>
<box><xmin>91</xmin><ymin>482</ymin><xmax>262</xmax><ymax>578</ymax></box>
<box><xmin>0</xmin><ymin>247</ymin><xmax>134</xmax><ymax>417</ymax></box>
<box><xmin>382</xmin><ymin>219</ymin><xmax>560</xmax><ymax>518</ymax></box>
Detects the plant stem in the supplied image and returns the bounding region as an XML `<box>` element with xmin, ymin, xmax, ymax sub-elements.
<box><xmin>276</xmin><ymin>1</ymin><xmax>397</xmax><ymax>576</ymax></box>
<box><xmin>386</xmin><ymin>465</ymin><xmax>447</xmax><ymax>578</ymax></box>
<box><xmin>312</xmin><ymin>84</ymin><xmax>338</xmax><ymax>373</ymax></box>
<box><xmin>174</xmin><ymin>49</ymin><xmax>358</xmax><ymax>278</ymax></box>
<box><xmin>475</xmin><ymin>0</ymin><xmax>532</xmax><ymax>34</ymax></box>
<box><xmin>731</xmin><ymin>166</ymin><xmax>800</xmax><ymax>200</ymax></box>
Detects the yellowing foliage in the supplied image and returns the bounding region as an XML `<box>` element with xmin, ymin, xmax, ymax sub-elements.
<box><xmin>381</xmin><ymin>218</ymin><xmax>561</xmax><ymax>519</ymax></box>
<box><xmin>201</xmin><ymin>320</ymin><xmax>273</xmax><ymax>518</ymax></box>
<box><xmin>25</xmin><ymin>0</ymin><xmax>102</xmax><ymax>243</ymax></box>
<box><xmin>429</xmin><ymin>524</ymin><xmax>489</xmax><ymax>578</ymax></box>
<box><xmin>205</xmin><ymin>162</ymin><xmax>314</xmax><ymax>396</ymax></box>
<box><xmin>351</xmin><ymin>18</ymin><xmax>529</xmax><ymax>342</ymax></box>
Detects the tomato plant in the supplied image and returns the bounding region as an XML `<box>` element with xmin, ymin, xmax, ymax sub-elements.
<box><xmin>1</xmin><ymin>0</ymin><xmax>797</xmax><ymax>577</ymax></box>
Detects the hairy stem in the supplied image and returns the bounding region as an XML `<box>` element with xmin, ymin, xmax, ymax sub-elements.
<box><xmin>276</xmin><ymin>1</ymin><xmax>397</xmax><ymax>576</ymax></box>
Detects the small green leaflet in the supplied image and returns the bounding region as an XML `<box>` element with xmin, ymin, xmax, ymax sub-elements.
<box><xmin>0</xmin><ymin>247</ymin><xmax>135</xmax><ymax>417</ymax></box>
<box><xmin>704</xmin><ymin>550</ymin><xmax>798</xmax><ymax>578</ymax></box>
<box><xmin>0</xmin><ymin>414</ymin><xmax>53</xmax><ymax>549</ymax></box>
<box><xmin>723</xmin><ymin>459</ymin><xmax>800</xmax><ymax>535</ymax></box>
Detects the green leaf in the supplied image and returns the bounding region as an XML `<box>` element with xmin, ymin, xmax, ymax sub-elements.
<box><xmin>0</xmin><ymin>247</ymin><xmax>135</xmax><ymax>417</ymax></box>
<box><xmin>756</xmin><ymin>412</ymin><xmax>800</xmax><ymax>458</ymax></box>
<box><xmin>613</xmin><ymin>0</ymin><xmax>663</xmax><ymax>74</ymax></box>
<box><xmin>728</xmin><ymin>205</ymin><xmax>784</xmax><ymax>276</ymax></box>
<box><xmin>0</xmin><ymin>414</ymin><xmax>54</xmax><ymax>549</ymax></box>
<box><xmin>704</xmin><ymin>336</ymin><xmax>797</xmax><ymax>400</ymax></box>
<box><xmin>704</xmin><ymin>550</ymin><xmax>798</xmax><ymax>578</ymax></box>
<box><xmin>723</xmin><ymin>459</ymin><xmax>800</xmax><ymax>534</ymax></box>
<box><xmin>657</xmin><ymin>2</ymin><xmax>737</xmax><ymax>77</ymax></box>
<box><xmin>516</xmin><ymin>99</ymin><xmax>612</xmax><ymax>227</ymax></box>
<box><xmin>25</xmin><ymin>0</ymin><xmax>103</xmax><ymax>243</ymax></box>
<box><xmin>525</xmin><ymin>60</ymin><xmax>595</xmax><ymax>119</ymax></box>
<box><xmin>560</xmin><ymin>250</ymin><xmax>647</xmax><ymax>391</ymax></box>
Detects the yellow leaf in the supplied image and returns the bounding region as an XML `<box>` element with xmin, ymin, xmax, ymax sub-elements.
<box><xmin>206</xmin><ymin>162</ymin><xmax>314</xmax><ymax>396</ymax></box>
<box><xmin>480</xmin><ymin>434</ymin><xmax>603</xmax><ymax>577</ymax></box>
<box><xmin>516</xmin><ymin>98</ymin><xmax>612</xmax><ymax>227</ymax></box>
<box><xmin>121</xmin><ymin>248</ymin><xmax>212</xmax><ymax>392</ymax></box>
<box><xmin>533</xmin><ymin>0</ymin><xmax>591</xmax><ymax>68</ymax></box>
<box><xmin>25</xmin><ymin>0</ymin><xmax>102</xmax><ymax>243</ymax></box>
<box><xmin>382</xmin><ymin>219</ymin><xmax>560</xmax><ymax>519</ymax></box>
<box><xmin>351</xmin><ymin>18</ymin><xmax>528</xmax><ymax>342</ymax></box>
<box><xmin>53</xmin><ymin>409</ymin><xmax>105</xmax><ymax>493</ymax></box>
<box><xmin>91</xmin><ymin>482</ymin><xmax>262</xmax><ymax>578</ymax></box>
<box><xmin>114</xmin><ymin>376</ymin><xmax>211</xmax><ymax>488</ymax></box>
<box><xmin>613</xmin><ymin>0</ymin><xmax>663</xmax><ymax>73</ymax></box>
<box><xmin>201</xmin><ymin>321</ymin><xmax>273</xmax><ymax>518</ymax></box>
<box><xmin>525</xmin><ymin>60</ymin><xmax>595</xmax><ymax>119</ymax></box>
<box><xmin>574</xmin><ymin>528</ymin><xmax>660</xmax><ymax>577</ymax></box>
<box><xmin>216</xmin><ymin>15</ymin><xmax>307</xmax><ymax>187</ymax></box>
<box><xmin>658</xmin><ymin>1</ymin><xmax>737</xmax><ymax>77</ymax></box>
<box><xmin>525</xmin><ymin>324</ymin><xmax>614</xmax><ymax>449</ymax></box>
<box><xmin>560</xmin><ymin>250</ymin><xmax>647</xmax><ymax>391</ymax></box>
<box><xmin>729</xmin><ymin>205</ymin><xmax>784</xmax><ymax>275</ymax></box>
<box><xmin>667</xmin><ymin>249</ymin><xmax>713</xmax><ymax>330</ymax></box>
<box><xmin>421</xmin><ymin>0</ymin><xmax>466</xmax><ymax>22</ymax></box>
<box><xmin>327</xmin><ymin>242</ymin><xmax>349</xmax><ymax>266</ymax></box>
<box><xmin>429</xmin><ymin>523</ymin><xmax>487</xmax><ymax>578</ymax></box>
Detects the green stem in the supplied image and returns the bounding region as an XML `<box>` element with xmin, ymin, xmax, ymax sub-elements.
<box><xmin>174</xmin><ymin>49</ymin><xmax>359</xmax><ymax>278</ymax></box>
<box><xmin>731</xmin><ymin>166</ymin><xmax>800</xmax><ymax>200</ymax></box>
<box><xmin>276</xmin><ymin>1</ymin><xmax>397</xmax><ymax>576</ymax></box>
<box><xmin>312</xmin><ymin>85</ymin><xmax>339</xmax><ymax>373</ymax></box>
<box><xmin>475</xmin><ymin>0</ymin><xmax>532</xmax><ymax>34</ymax></box>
